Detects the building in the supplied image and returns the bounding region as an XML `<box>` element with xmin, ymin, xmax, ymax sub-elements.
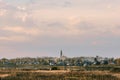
<box><xmin>60</xmin><ymin>50</ymin><xmax>67</xmax><ymax>61</ymax></box>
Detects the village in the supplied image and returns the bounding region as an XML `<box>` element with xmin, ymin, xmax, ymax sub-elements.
<box><xmin>0</xmin><ymin>51</ymin><xmax>120</xmax><ymax>80</ymax></box>
<box><xmin>0</xmin><ymin>50</ymin><xmax>116</xmax><ymax>69</ymax></box>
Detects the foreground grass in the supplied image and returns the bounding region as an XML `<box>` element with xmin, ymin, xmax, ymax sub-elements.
<box><xmin>0</xmin><ymin>70</ymin><xmax>119</xmax><ymax>80</ymax></box>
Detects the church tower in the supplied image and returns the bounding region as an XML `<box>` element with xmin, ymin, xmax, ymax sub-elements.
<box><xmin>60</xmin><ymin>50</ymin><xmax>63</xmax><ymax>59</ymax></box>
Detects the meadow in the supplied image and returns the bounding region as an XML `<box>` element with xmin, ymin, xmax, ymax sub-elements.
<box><xmin>0</xmin><ymin>68</ymin><xmax>120</xmax><ymax>80</ymax></box>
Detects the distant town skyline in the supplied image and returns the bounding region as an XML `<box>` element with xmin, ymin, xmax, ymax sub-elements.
<box><xmin>0</xmin><ymin>0</ymin><xmax>120</xmax><ymax>58</ymax></box>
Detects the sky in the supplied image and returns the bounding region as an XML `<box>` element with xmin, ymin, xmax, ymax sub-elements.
<box><xmin>0</xmin><ymin>0</ymin><xmax>120</xmax><ymax>58</ymax></box>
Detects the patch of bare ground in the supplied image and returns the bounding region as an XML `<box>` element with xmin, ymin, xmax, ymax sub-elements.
<box><xmin>30</xmin><ymin>70</ymin><xmax>111</xmax><ymax>76</ymax></box>
<box><xmin>82</xmin><ymin>71</ymin><xmax>110</xmax><ymax>75</ymax></box>
<box><xmin>15</xmin><ymin>70</ymin><xmax>110</xmax><ymax>74</ymax></box>
<box><xmin>111</xmin><ymin>73</ymin><xmax>120</xmax><ymax>79</ymax></box>
<box><xmin>31</xmin><ymin>70</ymin><xmax>70</xmax><ymax>74</ymax></box>
<box><xmin>0</xmin><ymin>74</ymin><xmax>10</xmax><ymax>78</ymax></box>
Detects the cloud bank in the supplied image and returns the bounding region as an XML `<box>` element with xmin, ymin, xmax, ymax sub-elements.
<box><xmin>0</xmin><ymin>0</ymin><xmax>120</xmax><ymax>58</ymax></box>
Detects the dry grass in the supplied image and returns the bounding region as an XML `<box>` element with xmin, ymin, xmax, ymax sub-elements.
<box><xmin>0</xmin><ymin>69</ymin><xmax>119</xmax><ymax>80</ymax></box>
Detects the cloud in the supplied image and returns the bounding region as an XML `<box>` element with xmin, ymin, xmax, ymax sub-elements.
<box><xmin>17</xmin><ymin>6</ymin><xmax>26</xmax><ymax>11</ymax></box>
<box><xmin>15</xmin><ymin>12</ymin><xmax>29</xmax><ymax>22</ymax></box>
<box><xmin>0</xmin><ymin>36</ymin><xmax>27</xmax><ymax>42</ymax></box>
<box><xmin>0</xmin><ymin>9</ymin><xmax>7</xmax><ymax>16</ymax></box>
<box><xmin>1</xmin><ymin>26</ymin><xmax>40</xmax><ymax>36</ymax></box>
<box><xmin>0</xmin><ymin>0</ymin><xmax>120</xmax><ymax>58</ymax></box>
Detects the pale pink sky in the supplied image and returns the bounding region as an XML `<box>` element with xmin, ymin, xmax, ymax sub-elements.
<box><xmin>0</xmin><ymin>0</ymin><xmax>120</xmax><ymax>58</ymax></box>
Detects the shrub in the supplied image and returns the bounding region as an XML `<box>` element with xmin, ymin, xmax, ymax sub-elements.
<box><xmin>51</xmin><ymin>67</ymin><xmax>59</xmax><ymax>70</ymax></box>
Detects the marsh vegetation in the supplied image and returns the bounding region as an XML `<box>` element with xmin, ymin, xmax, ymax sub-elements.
<box><xmin>0</xmin><ymin>69</ymin><xmax>120</xmax><ymax>80</ymax></box>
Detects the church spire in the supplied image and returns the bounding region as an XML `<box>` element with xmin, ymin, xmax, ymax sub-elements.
<box><xmin>60</xmin><ymin>50</ymin><xmax>63</xmax><ymax>59</ymax></box>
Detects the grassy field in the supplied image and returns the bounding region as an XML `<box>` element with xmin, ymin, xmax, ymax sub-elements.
<box><xmin>0</xmin><ymin>69</ymin><xmax>120</xmax><ymax>80</ymax></box>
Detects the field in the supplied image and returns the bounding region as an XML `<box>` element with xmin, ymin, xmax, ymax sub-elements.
<box><xmin>0</xmin><ymin>69</ymin><xmax>120</xmax><ymax>80</ymax></box>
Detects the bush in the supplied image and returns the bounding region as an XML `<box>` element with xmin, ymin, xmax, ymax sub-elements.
<box><xmin>51</xmin><ymin>67</ymin><xmax>59</xmax><ymax>70</ymax></box>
